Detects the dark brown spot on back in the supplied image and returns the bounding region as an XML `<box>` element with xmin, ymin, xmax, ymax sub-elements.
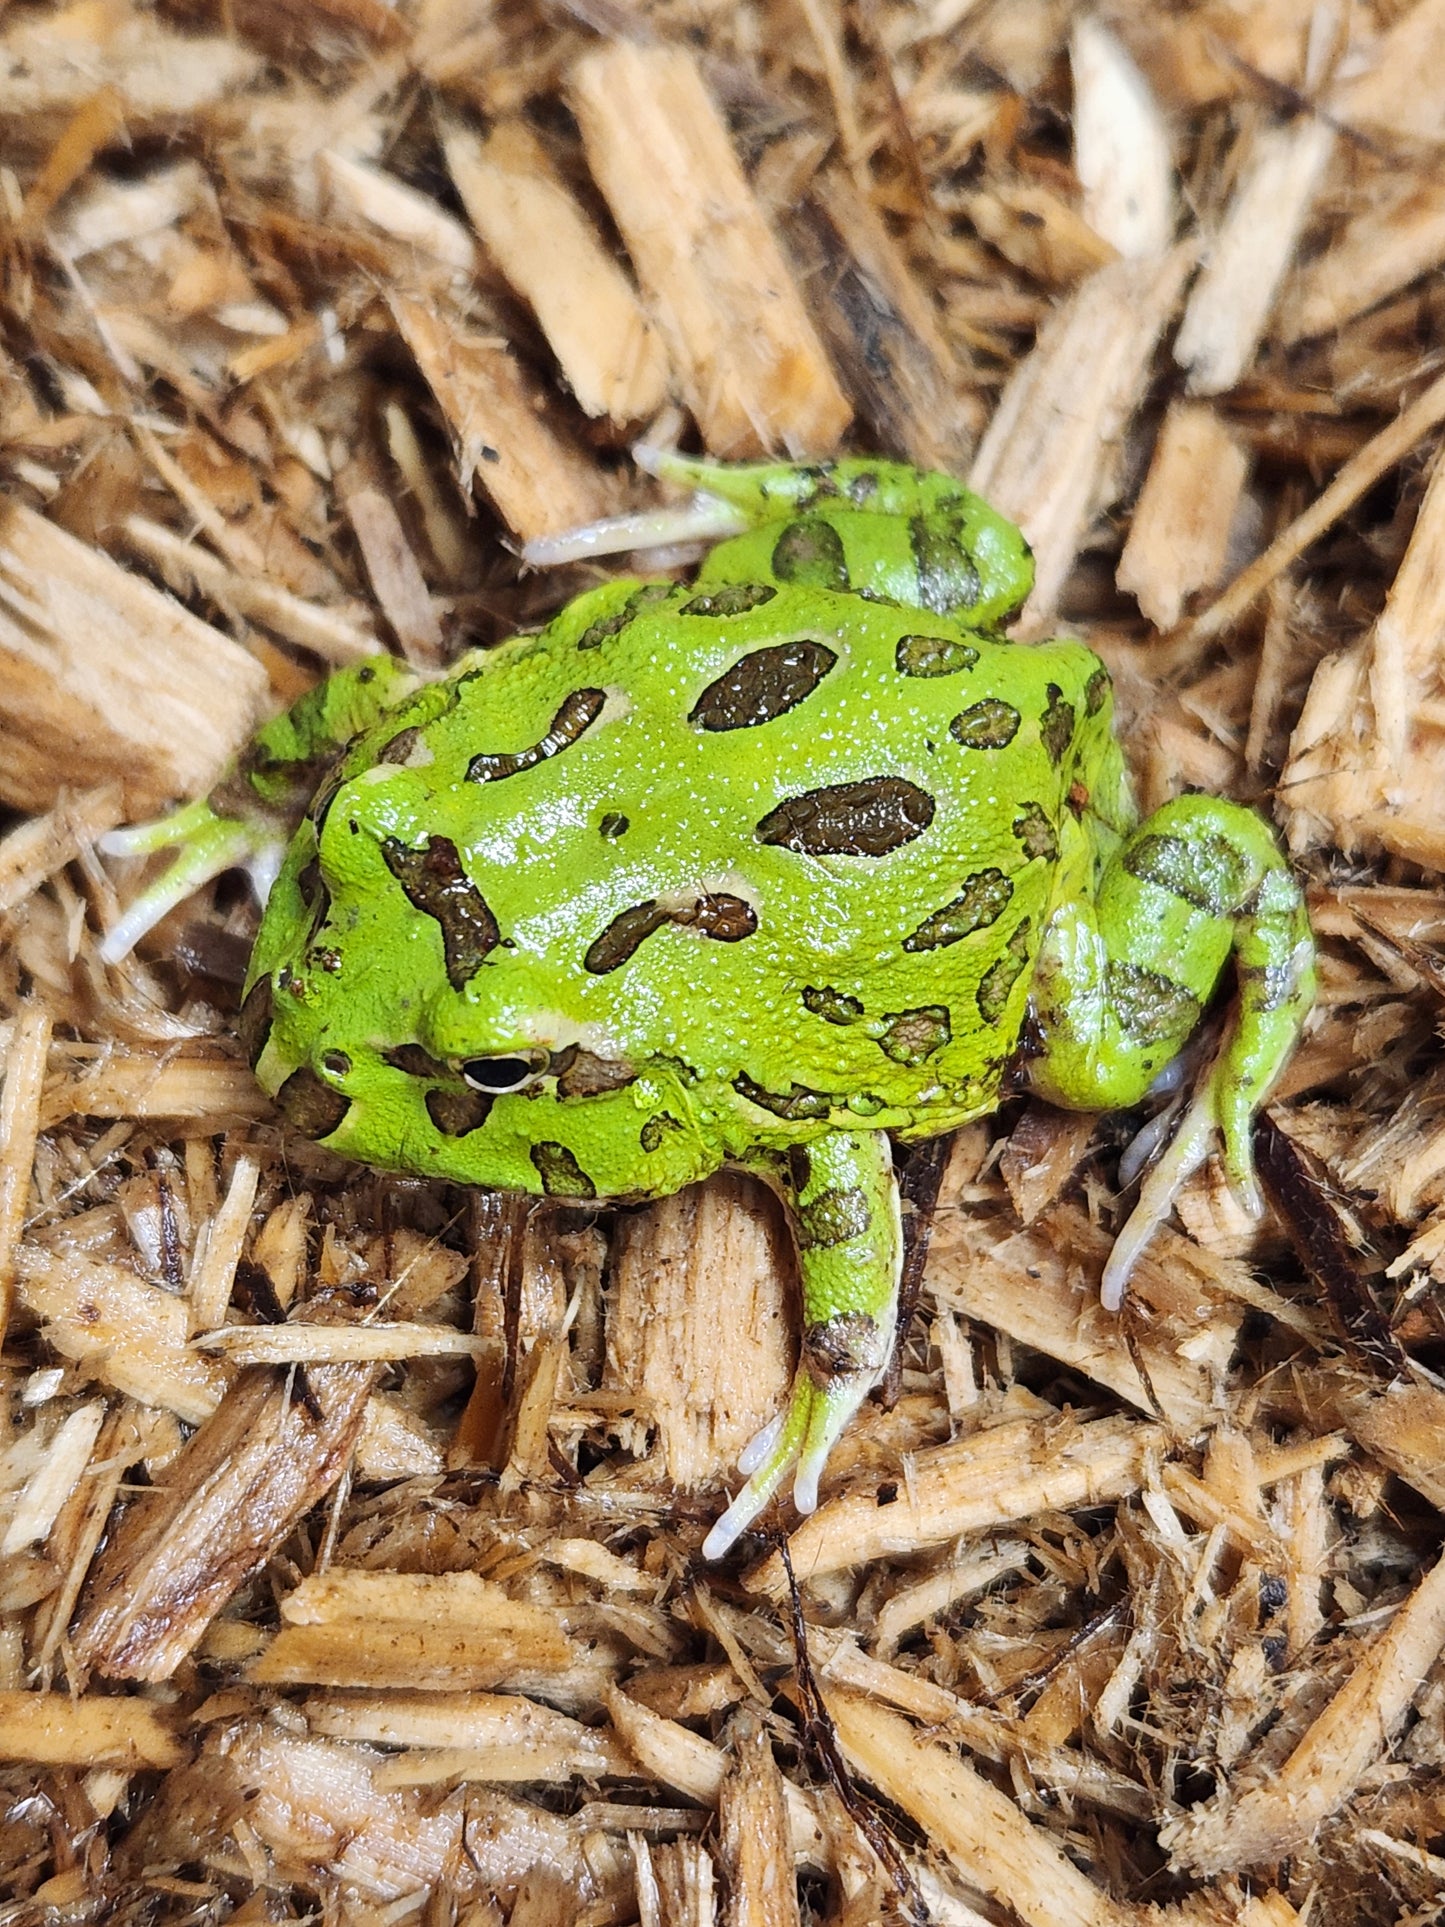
<box><xmin>976</xmin><ymin>920</ymin><xmax>1033</xmax><ymax>1024</ymax></box>
<box><xmin>467</xmin><ymin>688</ymin><xmax>606</xmax><ymax>783</ymax></box>
<box><xmin>903</xmin><ymin>869</ymin><xmax>1013</xmax><ymax>952</ymax></box>
<box><xmin>554</xmin><ymin>1048</ymin><xmax>636</xmax><ymax>1097</ymax></box>
<box><xmin>382</xmin><ymin>835</ymin><xmax>500</xmax><ymax>990</ymax></box>
<box><xmin>733</xmin><ymin>1071</ymin><xmax>833</xmax><ymax>1120</ymax></box>
<box><xmin>910</xmin><ymin>513</ymin><xmax>983</xmax><ymax>614</ymax></box>
<box><xmin>427</xmin><ymin>1087</ymin><xmax>494</xmax><ymax>1136</ymax></box>
<box><xmin>1012</xmin><ymin>804</ymin><xmax>1058</xmax><ymax>863</ymax></box>
<box><xmin>803</xmin><ymin>985</ymin><xmax>865</xmax><ymax>1025</ymax></box>
<box><xmin>277</xmin><ymin>1068</ymin><xmax>349</xmax><ymax>1140</ymax></box>
<box><xmin>756</xmin><ymin>778</ymin><xmax>935</xmax><ymax>856</ymax></box>
<box><xmin>876</xmin><ymin>1005</ymin><xmax>952</xmax><ymax>1065</ymax></box>
<box><xmin>1085</xmin><ymin>665</ymin><xmax>1111</xmax><ymax>715</ymax></box>
<box><xmin>950</xmin><ymin>698</ymin><xmax>1021</xmax><ymax>750</ymax></box>
<box><xmin>681</xmin><ymin>582</ymin><xmax>777</xmax><ymax>618</ymax></box>
<box><xmin>640</xmin><ymin>1113</ymin><xmax>682</xmax><ymax>1151</ymax></box>
<box><xmin>895</xmin><ymin>634</ymin><xmax>980</xmax><ymax>677</ymax></box>
<box><xmin>585</xmin><ymin>893</ymin><xmax>757</xmax><ymax>974</ymax></box>
<box><xmin>689</xmin><ymin>638</ymin><xmax>837</xmax><ymax>730</ymax></box>
<box><xmin>577</xmin><ymin>581</ymin><xmax>671</xmax><ymax>649</ymax></box>
<box><xmin>384</xmin><ymin>1042</ymin><xmax>451</xmax><ymax>1080</ymax></box>
<box><xmin>1040</xmin><ymin>684</ymin><xmax>1076</xmax><ymax>766</ymax></box>
<box><xmin>531</xmin><ymin>1141</ymin><xmax>596</xmax><ymax>1198</ymax></box>
<box><xmin>379</xmin><ymin>725</ymin><xmax>423</xmax><ymax>764</ymax></box>
<box><xmin>770</xmin><ymin>517</ymin><xmax>850</xmax><ymax>590</ymax></box>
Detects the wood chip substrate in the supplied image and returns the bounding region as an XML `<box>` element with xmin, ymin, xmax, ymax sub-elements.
<box><xmin>5</xmin><ymin>3</ymin><xmax>1445</xmax><ymax>1921</ymax></box>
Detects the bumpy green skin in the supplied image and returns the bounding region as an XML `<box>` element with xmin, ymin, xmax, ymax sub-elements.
<box><xmin>129</xmin><ymin>456</ymin><xmax>1317</xmax><ymax>1557</ymax></box>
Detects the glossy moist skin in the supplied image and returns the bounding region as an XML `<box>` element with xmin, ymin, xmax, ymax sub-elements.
<box><xmin>112</xmin><ymin>456</ymin><xmax>1316</xmax><ymax>1557</ymax></box>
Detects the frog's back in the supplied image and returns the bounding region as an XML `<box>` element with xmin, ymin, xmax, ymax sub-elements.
<box><xmin>289</xmin><ymin>571</ymin><xmax>1124</xmax><ymax>1153</ymax></box>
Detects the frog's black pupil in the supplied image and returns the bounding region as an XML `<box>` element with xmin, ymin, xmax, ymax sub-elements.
<box><xmin>462</xmin><ymin>1056</ymin><xmax>536</xmax><ymax>1093</ymax></box>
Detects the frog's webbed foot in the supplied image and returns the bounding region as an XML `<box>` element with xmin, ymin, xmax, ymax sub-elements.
<box><xmin>702</xmin><ymin>1127</ymin><xmax>901</xmax><ymax>1562</ymax></box>
<box><xmin>98</xmin><ymin>801</ymin><xmax>283</xmax><ymax>966</ymax></box>
<box><xmin>701</xmin><ymin>1317</ymin><xmax>892</xmax><ymax>1561</ymax></box>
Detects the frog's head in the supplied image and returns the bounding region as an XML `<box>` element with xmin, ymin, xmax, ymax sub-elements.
<box><xmin>237</xmin><ymin>808</ymin><xmax>720</xmax><ymax>1202</ymax></box>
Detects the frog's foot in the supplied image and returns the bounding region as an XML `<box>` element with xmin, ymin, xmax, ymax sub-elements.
<box><xmin>1100</xmin><ymin>1054</ymin><xmax>1264</xmax><ymax>1312</ymax></box>
<box><xmin>519</xmin><ymin>472</ymin><xmax>747</xmax><ymax>568</ymax></box>
<box><xmin>98</xmin><ymin>800</ymin><xmax>283</xmax><ymax>966</ymax></box>
<box><xmin>701</xmin><ymin>1311</ymin><xmax>891</xmax><ymax>1561</ymax></box>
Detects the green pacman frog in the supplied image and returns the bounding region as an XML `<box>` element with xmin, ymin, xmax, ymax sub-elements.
<box><xmin>101</xmin><ymin>453</ymin><xmax>1315</xmax><ymax>1560</ymax></box>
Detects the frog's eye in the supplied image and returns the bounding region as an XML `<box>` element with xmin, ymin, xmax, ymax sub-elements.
<box><xmin>459</xmin><ymin>1052</ymin><xmax>547</xmax><ymax>1094</ymax></box>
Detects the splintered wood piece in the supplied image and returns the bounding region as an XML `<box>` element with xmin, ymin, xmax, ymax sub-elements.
<box><xmin>319</xmin><ymin>150</ymin><xmax>479</xmax><ymax>274</ymax></box>
<box><xmin>606</xmin><ymin>1175</ymin><xmax>793</xmax><ymax>1491</ymax></box>
<box><xmin>567</xmin><ymin>43</ymin><xmax>851</xmax><ymax>457</ymax></box>
<box><xmin>1162</xmin><ymin>1543</ymin><xmax>1445</xmax><ymax>1874</ymax></box>
<box><xmin>387</xmin><ymin>291</ymin><xmax>609</xmax><ymax>540</ymax></box>
<box><xmin>443</xmin><ymin>117</ymin><xmax>669</xmax><ymax>428</ymax></box>
<box><xmin>186</xmin><ymin>1152</ymin><xmax>259</xmax><ymax>1335</ymax></box>
<box><xmin>68</xmin><ymin>1361</ymin><xmax>375</xmax><ymax>1681</ymax></box>
<box><xmin>604</xmin><ymin>1687</ymin><xmax>829</xmax><ymax>1872</ymax></box>
<box><xmin>0</xmin><ymin>1691</ymin><xmax>182</xmax><ymax>1769</ymax></box>
<box><xmin>1070</xmin><ymin>16</ymin><xmax>1174</xmax><ymax>259</ymax></box>
<box><xmin>0</xmin><ymin>11</ymin><xmax>262</xmax><ymax>119</ymax></box>
<box><xmin>1117</xmin><ymin>402</ymin><xmax>1249</xmax><ymax>629</ymax></box>
<box><xmin>956</xmin><ymin>176</ymin><xmax>1118</xmax><ymax>288</ymax></box>
<box><xmin>1276</xmin><ymin>167</ymin><xmax>1445</xmax><ymax>346</ymax></box>
<box><xmin>39</xmin><ymin>1050</ymin><xmax>271</xmax><ymax>1128</ymax></box>
<box><xmin>306</xmin><ymin>1690</ymin><xmax>639</xmax><ymax>1784</ymax></box>
<box><xmin>1328</xmin><ymin>0</ymin><xmax>1445</xmax><ymax>146</ymax></box>
<box><xmin>718</xmin><ymin>1714</ymin><xmax>802</xmax><ymax>1927</ymax></box>
<box><xmin>925</xmin><ymin>1201</ymin><xmax>1237</xmax><ymax>1430</ymax></box>
<box><xmin>824</xmin><ymin>1687</ymin><xmax>1137</xmax><ymax>1927</ymax></box>
<box><xmin>250</xmin><ymin>1569</ymin><xmax>575</xmax><ymax>1690</ymax></box>
<box><xmin>0</xmin><ymin>502</ymin><xmax>270</xmax><ymax>815</ymax></box>
<box><xmin>969</xmin><ymin>246</ymin><xmax>1194</xmax><ymax>621</ymax></box>
<box><xmin>0</xmin><ymin>1397</ymin><xmax>105</xmax><ymax>1555</ymax></box>
<box><xmin>0</xmin><ymin>999</ymin><xmax>50</xmax><ymax>1348</ymax></box>
<box><xmin>17</xmin><ymin>1247</ymin><xmax>228</xmax><ymax>1424</ymax></box>
<box><xmin>1174</xmin><ymin>116</ymin><xmax>1335</xmax><ymax>396</ymax></box>
<box><xmin>211</xmin><ymin>1722</ymin><xmax>619</xmax><ymax>1908</ymax></box>
<box><xmin>746</xmin><ymin>1412</ymin><xmax>1163</xmax><ymax>1590</ymax></box>
<box><xmin>0</xmin><ymin>785</ymin><xmax>126</xmax><ymax>917</ymax></box>
<box><xmin>196</xmin><ymin>1321</ymin><xmax>489</xmax><ymax>1364</ymax></box>
<box><xmin>789</xmin><ymin>167</ymin><xmax>978</xmax><ymax>468</ymax></box>
<box><xmin>1283</xmin><ymin>428</ymin><xmax>1445</xmax><ymax>862</ymax></box>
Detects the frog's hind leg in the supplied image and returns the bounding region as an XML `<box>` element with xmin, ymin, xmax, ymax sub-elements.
<box><xmin>1026</xmin><ymin>795</ymin><xmax>1315</xmax><ymax>1310</ymax></box>
<box><xmin>702</xmin><ymin>1129</ymin><xmax>901</xmax><ymax>1561</ymax></box>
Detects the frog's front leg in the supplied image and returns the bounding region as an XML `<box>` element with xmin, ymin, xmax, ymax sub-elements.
<box><xmin>99</xmin><ymin>656</ymin><xmax>422</xmax><ymax>964</ymax></box>
<box><xmin>1027</xmin><ymin>796</ymin><xmax>1315</xmax><ymax>1309</ymax></box>
<box><xmin>702</xmin><ymin>1129</ymin><xmax>901</xmax><ymax>1561</ymax></box>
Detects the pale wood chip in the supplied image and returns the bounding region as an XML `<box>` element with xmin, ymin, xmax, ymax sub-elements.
<box><xmin>0</xmin><ymin>785</ymin><xmax>126</xmax><ymax>918</ymax></box>
<box><xmin>823</xmin><ymin>1686</ymin><xmax>1138</xmax><ymax>1927</ymax></box>
<box><xmin>1117</xmin><ymin>402</ymin><xmax>1249</xmax><ymax>630</ymax></box>
<box><xmin>69</xmin><ymin>1361</ymin><xmax>375</xmax><ymax>1681</ymax></box>
<box><xmin>387</xmin><ymin>290</ymin><xmax>609</xmax><ymax>540</ymax></box>
<box><xmin>1174</xmin><ymin>116</ymin><xmax>1335</xmax><ymax>396</ymax></box>
<box><xmin>0</xmin><ymin>999</ymin><xmax>50</xmax><ymax>1347</ymax></box>
<box><xmin>542</xmin><ymin>1537</ymin><xmax>659</xmax><ymax>1594</ymax></box>
<box><xmin>17</xmin><ymin>1246</ymin><xmax>228</xmax><ymax>1424</ymax></box>
<box><xmin>353</xmin><ymin>1392</ymin><xmax>446</xmax><ymax>1481</ymax></box>
<box><xmin>0</xmin><ymin>501</ymin><xmax>270</xmax><ymax>814</ymax></box>
<box><xmin>1277</xmin><ymin>166</ymin><xmax>1445</xmax><ymax>346</ymax></box>
<box><xmin>956</xmin><ymin>175</ymin><xmax>1118</xmax><ymax>288</ymax></box>
<box><xmin>318</xmin><ymin>150</ymin><xmax>479</xmax><ymax>275</ymax></box>
<box><xmin>0</xmin><ymin>13</ymin><xmax>262</xmax><ymax>119</ymax></box>
<box><xmin>606</xmin><ymin>1175</ymin><xmax>792</xmax><ymax>1491</ymax></box>
<box><xmin>746</xmin><ymin>1412</ymin><xmax>1164</xmax><ymax>1590</ymax></box>
<box><xmin>1329</xmin><ymin>0</ymin><xmax>1445</xmax><ymax>146</ymax></box>
<box><xmin>40</xmin><ymin>1051</ymin><xmax>271</xmax><ymax>1128</ymax></box>
<box><xmin>718</xmin><ymin>1710</ymin><xmax>802</xmax><ymax>1927</ymax></box>
<box><xmin>123</xmin><ymin>514</ymin><xmax>380</xmax><ymax>665</ymax></box>
<box><xmin>1163</xmin><ymin>1544</ymin><xmax>1445</xmax><ymax>1874</ymax></box>
<box><xmin>568</xmin><ymin>42</ymin><xmax>851</xmax><ymax>457</ymax></box>
<box><xmin>604</xmin><ymin>1686</ymin><xmax>830</xmax><ymax>1872</ymax></box>
<box><xmin>250</xmin><ymin>1569</ymin><xmax>576</xmax><ymax>1691</ymax></box>
<box><xmin>969</xmin><ymin>246</ymin><xmax>1194</xmax><ymax>620</ymax></box>
<box><xmin>187</xmin><ymin>1151</ymin><xmax>259</xmax><ymax>1334</ymax></box>
<box><xmin>0</xmin><ymin>1689</ymin><xmax>181</xmax><ymax>1769</ymax></box>
<box><xmin>872</xmin><ymin>1538</ymin><xmax>1033</xmax><ymax>1656</ymax></box>
<box><xmin>306</xmin><ymin>1689</ymin><xmax>637</xmax><ymax>1783</ymax></box>
<box><xmin>443</xmin><ymin>117</ymin><xmax>668</xmax><ymax>428</ymax></box>
<box><xmin>214</xmin><ymin>1721</ymin><xmax>623</xmax><ymax>1908</ymax></box>
<box><xmin>1070</xmin><ymin>17</ymin><xmax>1174</xmax><ymax>259</ymax></box>
<box><xmin>196</xmin><ymin>1320</ymin><xmax>487</xmax><ymax>1364</ymax></box>
<box><xmin>338</xmin><ymin>466</ymin><xmax>445</xmax><ymax>666</ymax></box>
<box><xmin>1316</xmin><ymin>1374</ymin><xmax>1445</xmax><ymax>1513</ymax></box>
<box><xmin>0</xmin><ymin>1396</ymin><xmax>105</xmax><ymax>1555</ymax></box>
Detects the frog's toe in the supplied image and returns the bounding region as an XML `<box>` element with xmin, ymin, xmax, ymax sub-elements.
<box><xmin>99</xmin><ymin>805</ymin><xmax>264</xmax><ymax>966</ymax></box>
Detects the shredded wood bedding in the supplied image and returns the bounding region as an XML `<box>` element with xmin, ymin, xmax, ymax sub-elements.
<box><xmin>2</xmin><ymin>3</ymin><xmax>1445</xmax><ymax>1922</ymax></box>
